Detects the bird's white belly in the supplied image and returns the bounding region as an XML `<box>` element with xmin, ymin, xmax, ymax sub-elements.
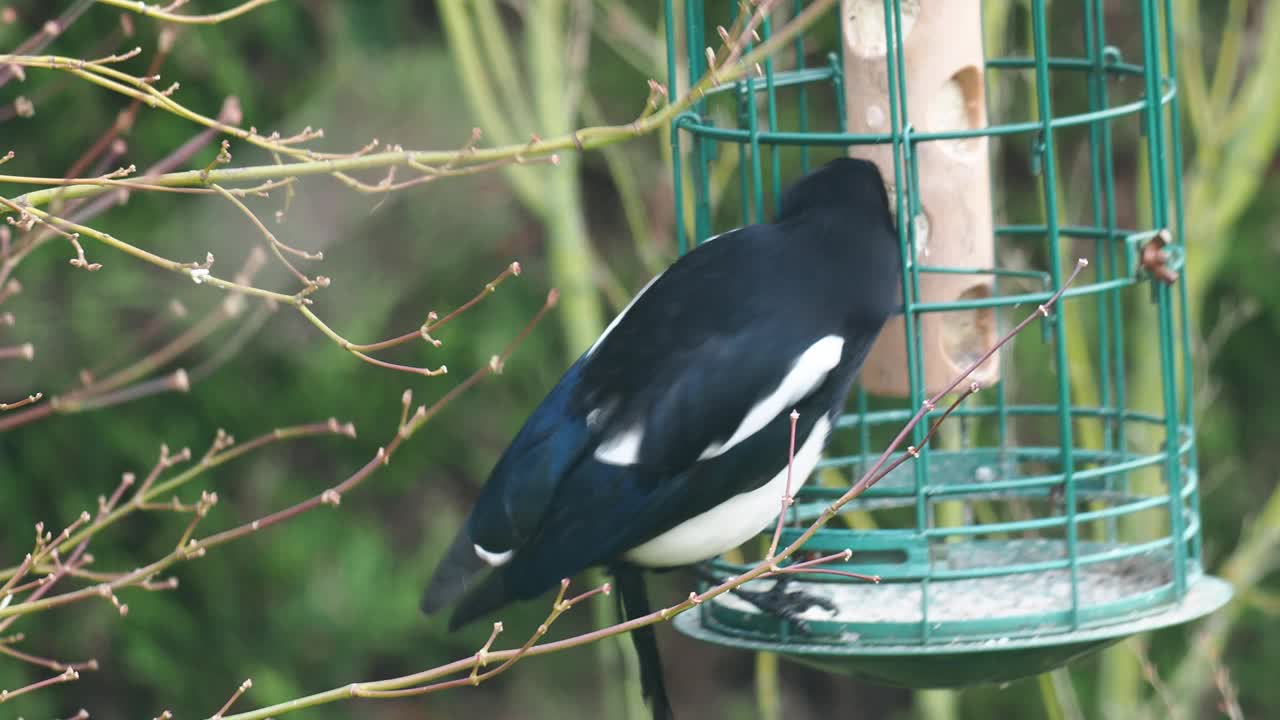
<box><xmin>623</xmin><ymin>415</ymin><xmax>831</xmax><ymax>568</ymax></box>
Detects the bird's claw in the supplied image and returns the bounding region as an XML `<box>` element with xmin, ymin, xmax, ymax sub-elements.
<box><xmin>732</xmin><ymin>579</ymin><xmax>837</xmax><ymax>633</ymax></box>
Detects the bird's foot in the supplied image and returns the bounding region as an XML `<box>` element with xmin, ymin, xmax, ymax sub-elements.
<box><xmin>731</xmin><ymin>577</ymin><xmax>837</xmax><ymax>633</ymax></box>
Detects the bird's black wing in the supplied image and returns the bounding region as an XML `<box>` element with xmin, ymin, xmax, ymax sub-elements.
<box><xmin>425</xmin><ymin>223</ymin><xmax>857</xmax><ymax>624</ymax></box>
<box><xmin>577</xmin><ymin>221</ymin><xmax>846</xmax><ymax>471</ymax></box>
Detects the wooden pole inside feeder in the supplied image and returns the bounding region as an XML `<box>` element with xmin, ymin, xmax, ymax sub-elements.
<box><xmin>842</xmin><ymin>0</ymin><xmax>999</xmax><ymax>396</ymax></box>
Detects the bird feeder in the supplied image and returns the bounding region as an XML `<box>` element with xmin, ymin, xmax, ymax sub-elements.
<box><xmin>665</xmin><ymin>0</ymin><xmax>1231</xmax><ymax>688</ymax></box>
<box><xmin>843</xmin><ymin>0</ymin><xmax>998</xmax><ymax>396</ymax></box>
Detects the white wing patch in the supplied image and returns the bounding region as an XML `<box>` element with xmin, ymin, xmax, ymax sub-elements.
<box><xmin>593</xmin><ymin>421</ymin><xmax>645</xmax><ymax>466</ymax></box>
<box><xmin>473</xmin><ymin>544</ymin><xmax>514</xmax><ymax>567</ymax></box>
<box><xmin>698</xmin><ymin>335</ymin><xmax>844</xmax><ymax>460</ymax></box>
<box><xmin>625</xmin><ymin>415</ymin><xmax>832</xmax><ymax>567</ymax></box>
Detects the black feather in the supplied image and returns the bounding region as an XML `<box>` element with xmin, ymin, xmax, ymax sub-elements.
<box><xmin>614</xmin><ymin>564</ymin><xmax>674</xmax><ymax>720</ymax></box>
<box><xmin>421</xmin><ymin>526</ymin><xmax>494</xmax><ymax>620</ymax></box>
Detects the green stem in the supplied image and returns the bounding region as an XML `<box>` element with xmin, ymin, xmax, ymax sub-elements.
<box><xmin>1155</xmin><ymin>482</ymin><xmax>1280</xmax><ymax>712</ymax></box>
<box><xmin>582</xmin><ymin>95</ymin><xmax>665</xmax><ymax>276</ymax></box>
<box><xmin>1171</xmin><ymin>0</ymin><xmax>1213</xmax><ymax>153</ymax></box>
<box><xmin>1206</xmin><ymin>0</ymin><xmax>1248</xmax><ymax>113</ymax></box>
<box><xmin>1183</xmin><ymin>1</ymin><xmax>1280</xmax><ymax>326</ymax></box>
<box><xmin>1039</xmin><ymin>672</ymin><xmax>1066</xmax><ymax>720</ymax></box>
<box><xmin>438</xmin><ymin>1</ymin><xmax>544</xmax><ymax>212</ymax></box>
<box><xmin>915</xmin><ymin>689</ymin><xmax>958</xmax><ymax>720</ymax></box>
<box><xmin>754</xmin><ymin>652</ymin><xmax>781</xmax><ymax>720</ymax></box>
<box><xmin>474</xmin><ymin>0</ymin><xmax>537</xmax><ymax>124</ymax></box>
<box><xmin>524</xmin><ymin>0</ymin><xmax>604</xmax><ymax>352</ymax></box>
<box><xmin>1051</xmin><ymin>667</ymin><xmax>1086</xmax><ymax>720</ymax></box>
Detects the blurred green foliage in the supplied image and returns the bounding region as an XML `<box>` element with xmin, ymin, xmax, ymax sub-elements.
<box><xmin>0</xmin><ymin>2</ymin><xmax>1276</xmax><ymax>719</ymax></box>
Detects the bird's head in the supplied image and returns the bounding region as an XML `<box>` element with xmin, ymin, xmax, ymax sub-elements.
<box><xmin>777</xmin><ymin>156</ymin><xmax>903</xmax><ymax>313</ymax></box>
<box><xmin>776</xmin><ymin>157</ymin><xmax>894</xmax><ymax>229</ymax></box>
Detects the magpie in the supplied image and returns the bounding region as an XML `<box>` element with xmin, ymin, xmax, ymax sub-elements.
<box><xmin>422</xmin><ymin>157</ymin><xmax>901</xmax><ymax>719</ymax></box>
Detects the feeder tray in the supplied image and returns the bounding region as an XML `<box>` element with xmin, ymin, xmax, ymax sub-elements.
<box><xmin>675</xmin><ymin>451</ymin><xmax>1233</xmax><ymax>687</ymax></box>
<box><xmin>674</xmin><ymin>574</ymin><xmax>1230</xmax><ymax>687</ymax></box>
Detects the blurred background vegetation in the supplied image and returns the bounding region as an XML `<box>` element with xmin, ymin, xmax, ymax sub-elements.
<box><xmin>1</xmin><ymin>1</ymin><xmax>1277</xmax><ymax>718</ymax></box>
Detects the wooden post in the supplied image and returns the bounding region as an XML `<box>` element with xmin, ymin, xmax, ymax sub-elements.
<box><xmin>842</xmin><ymin>0</ymin><xmax>999</xmax><ymax>395</ymax></box>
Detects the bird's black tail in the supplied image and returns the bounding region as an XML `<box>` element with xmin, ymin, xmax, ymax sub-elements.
<box><xmin>614</xmin><ymin>565</ymin><xmax>674</xmax><ymax>720</ymax></box>
<box><xmin>422</xmin><ymin>527</ymin><xmax>497</xmax><ymax>626</ymax></box>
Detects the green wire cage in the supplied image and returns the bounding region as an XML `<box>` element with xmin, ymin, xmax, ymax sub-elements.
<box><xmin>665</xmin><ymin>0</ymin><xmax>1232</xmax><ymax>688</ymax></box>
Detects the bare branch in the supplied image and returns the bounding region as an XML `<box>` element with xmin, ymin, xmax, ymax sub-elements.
<box><xmin>2</xmin><ymin>0</ymin><xmax>833</xmax><ymax>217</ymax></box>
<box><xmin>0</xmin><ymin>640</ymin><xmax>98</xmax><ymax>674</ymax></box>
<box><xmin>765</xmin><ymin>409</ymin><xmax>800</xmax><ymax>563</ymax></box>
<box><xmin>96</xmin><ymin>0</ymin><xmax>279</xmax><ymax>25</ymax></box>
<box><xmin>212</xmin><ymin>678</ymin><xmax>253</xmax><ymax>719</ymax></box>
<box><xmin>0</xmin><ymin>393</ymin><xmax>41</xmax><ymax>411</ymax></box>
<box><xmin>0</xmin><ymin>666</ymin><xmax>79</xmax><ymax>705</ymax></box>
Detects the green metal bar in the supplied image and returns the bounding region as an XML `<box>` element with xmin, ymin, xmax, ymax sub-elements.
<box><xmin>828</xmin><ymin>51</ymin><xmax>847</xmax><ymax>134</ymax></box>
<box><xmin>1140</xmin><ymin>6</ymin><xmax>1169</xmax><ymax>227</ymax></box>
<box><xmin>922</xmin><ymin>458</ymin><xmax>1181</xmax><ymax>498</ymax></box>
<box><xmin>746</xmin><ymin>71</ymin><xmax>765</xmax><ymax>223</ymax></box>
<box><xmin>734</xmin><ymin>1</ymin><xmax>765</xmax><ymax>225</ymax></box>
<box><xmin>793</xmin><ymin>0</ymin><xmax>811</xmax><ymax>173</ymax></box>
<box><xmin>1082</xmin><ymin>0</ymin><xmax>1116</xmax><ymax>529</ymax></box>
<box><xmin>1030</xmin><ymin>0</ymin><xmax>1082</xmax><ymax>630</ymax></box>
<box><xmin>836</xmin><ymin>37</ymin><xmax>869</xmax><ymax>470</ymax></box>
<box><xmin>915</xmin><ymin>266</ymin><xmax>1051</xmax><ymax>282</ymax></box>
<box><xmin>737</xmin><ymin>81</ymin><xmax>753</xmax><ymax>227</ymax></box>
<box><xmin>762</xmin><ymin>16</ymin><xmax>783</xmax><ymax>213</ymax></box>
<box><xmin>665</xmin><ymin>0</ymin><xmax>686</xmax><ymax>254</ymax></box>
<box><xmin>821</xmin><ymin>435</ymin><xmax>1195</xmax><ymax>473</ymax></box>
<box><xmin>816</xmin><ymin>462</ymin><xmax>1200</xmax><ymax>503</ymax></box>
<box><xmin>1162</xmin><ymin>0</ymin><xmax>1202</xmax><ymax>569</ymax></box>
<box><xmin>678</xmin><ymin>87</ymin><xmax>1174</xmax><ymax>143</ymax></box>
<box><xmin>909</xmin><ymin>279</ymin><xmax>1135</xmax><ymax>313</ymax></box>
<box><xmin>870</xmin><ymin>487</ymin><xmax>1197</xmax><ymax>538</ymax></box>
<box><xmin>687</xmin><ymin>0</ymin><xmax>713</xmax><ymax>244</ymax></box>
<box><xmin>1140</xmin><ymin>0</ymin><xmax>1188</xmax><ymax>597</ymax></box>
<box><xmin>854</xmin><ymin>387</ymin><xmax>871</xmax><ymax>469</ymax></box>
<box><xmin>873</xmin><ymin>0</ymin><xmax>929</xmax><ymax>644</ymax></box>
<box><xmin>987</xmin><ymin>56</ymin><xmax>1147</xmax><ymax>75</ymax></box>
<box><xmin>822</xmin><ymin>435</ymin><xmax>1197</xmax><ymax>498</ymax></box>
<box><xmin>831</xmin><ymin>403</ymin><xmax>1182</xmax><ymax>430</ymax></box>
<box><xmin>714</xmin><ymin>539</ymin><xmax>1185</xmax><ymax>584</ymax></box>
<box><xmin>684</xmin><ymin>55</ymin><xmax>1147</xmax><ymax>101</ymax></box>
<box><xmin>927</xmin><ymin>539</ymin><xmax>1178</xmax><ymax>581</ymax></box>
<box><xmin>996</xmin><ymin>225</ymin><xmax>1146</xmax><ymax>239</ymax></box>
<box><xmin>1080</xmin><ymin>0</ymin><xmax>1143</xmax><ymax>558</ymax></box>
<box><xmin>990</xmin><ymin>49</ymin><xmax>1012</xmax><ymax>490</ymax></box>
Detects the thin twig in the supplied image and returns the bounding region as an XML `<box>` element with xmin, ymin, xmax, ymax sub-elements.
<box><xmin>0</xmin><ymin>667</ymin><xmax>79</xmax><ymax>705</ymax></box>
<box><xmin>212</xmin><ymin>679</ymin><xmax>253</xmax><ymax>719</ymax></box>
<box><xmin>209</xmin><ymin>183</ymin><xmax>319</xmax><ymax>286</ymax></box>
<box><xmin>97</xmin><ymin>0</ymin><xmax>279</xmax><ymax>25</ymax></box>
<box><xmin>356</xmin><ymin>579</ymin><xmax>612</xmax><ymax>699</ymax></box>
<box><xmin>0</xmin><ymin>393</ymin><xmax>41</xmax><ymax>411</ymax></box>
<box><xmin>0</xmin><ymin>641</ymin><xmax>97</xmax><ymax>673</ymax></box>
<box><xmin>766</xmin><ymin>410</ymin><xmax>800</xmax><ymax>562</ymax></box>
